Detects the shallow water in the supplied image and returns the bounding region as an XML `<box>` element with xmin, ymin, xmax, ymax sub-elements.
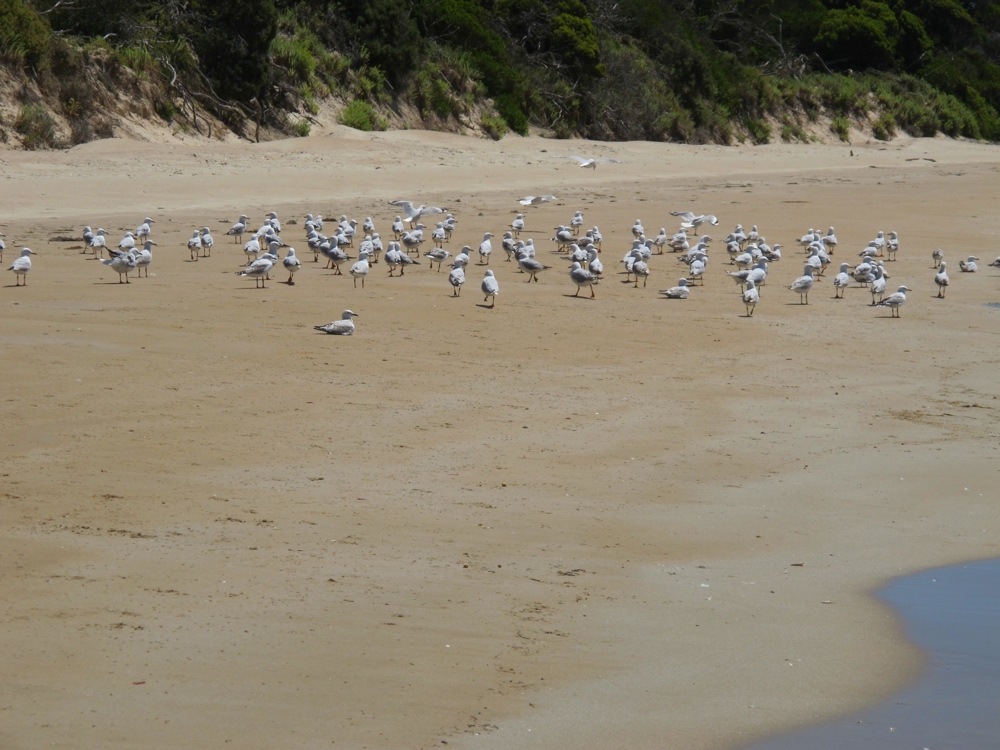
<box><xmin>742</xmin><ymin>558</ymin><xmax>1000</xmax><ymax>749</ymax></box>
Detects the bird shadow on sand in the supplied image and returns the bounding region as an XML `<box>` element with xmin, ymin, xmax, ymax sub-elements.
<box><xmin>475</xmin><ymin>303</ymin><xmax>496</xmax><ymax>310</ymax></box>
<box><xmin>562</xmin><ymin>294</ymin><xmax>596</xmax><ymax>300</ymax></box>
<box><xmin>3</xmin><ymin>284</ymin><xmax>29</xmax><ymax>288</ymax></box>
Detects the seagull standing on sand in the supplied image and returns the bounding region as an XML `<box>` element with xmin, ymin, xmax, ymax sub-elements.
<box><xmin>118</xmin><ymin>232</ymin><xmax>136</xmax><ymax>252</ymax></box>
<box><xmin>237</xmin><ymin>257</ymin><xmax>273</xmax><ymax>288</ymax></box>
<box><xmin>90</xmin><ymin>228</ymin><xmax>108</xmax><ymax>256</ymax></box>
<box><xmin>556</xmin><ymin>155</ymin><xmax>623</xmax><ymax>169</ymax></box>
<box><xmin>511</xmin><ymin>214</ymin><xmax>525</xmax><ymax>237</ymax></box>
<box><xmin>8</xmin><ymin>247</ymin><xmax>36</xmax><ymax>286</ymax></box>
<box><xmin>788</xmin><ymin>266</ymin><xmax>817</xmax><ymax>304</ymax></box>
<box><xmin>935</xmin><ymin>262</ymin><xmax>950</xmax><ymax>297</ymax></box>
<box><xmin>136</xmin><ymin>217</ymin><xmax>154</xmax><ymax>240</ymax></box>
<box><xmin>134</xmin><ymin>240</ymin><xmax>155</xmax><ymax>277</ymax></box>
<box><xmin>227</xmin><ymin>215</ymin><xmax>248</xmax><ymax>243</ymax></box>
<box><xmin>424</xmin><ymin>247</ymin><xmax>450</xmax><ymax>271</ymax></box>
<box><xmin>932</xmin><ymin>248</ymin><xmax>944</xmax><ymax>268</ymax></box>
<box><xmin>478</xmin><ymin>232</ymin><xmax>493</xmax><ymax>265</ymax></box>
<box><xmin>482</xmin><ymin>269</ymin><xmax>499</xmax><ymax>306</ymax></box>
<box><xmin>99</xmin><ymin>250</ymin><xmax>136</xmax><ymax>284</ymax></box>
<box><xmin>833</xmin><ymin>263</ymin><xmax>853</xmax><ymax>298</ymax></box>
<box><xmin>81</xmin><ymin>226</ymin><xmax>93</xmax><ymax>254</ymax></box>
<box><xmin>448</xmin><ymin>262</ymin><xmax>465</xmax><ymax>296</ymax></box>
<box><xmin>187</xmin><ymin>230</ymin><xmax>202</xmax><ymax>261</ymax></box>
<box><xmin>283</xmin><ymin>247</ymin><xmax>301</xmax><ymax>284</ymax></box>
<box><xmin>200</xmin><ymin>227</ymin><xmax>214</xmax><ymax>257</ymax></box>
<box><xmin>886</xmin><ymin>231</ymin><xmax>899</xmax><ymax>261</ymax></box>
<box><xmin>314</xmin><ymin>310</ymin><xmax>359</xmax><ymax>335</ymax></box>
<box><xmin>518</xmin><ymin>252</ymin><xmax>550</xmax><ymax>282</ymax></box>
<box><xmin>569</xmin><ymin>261</ymin><xmax>599</xmax><ymax>298</ymax></box>
<box><xmin>743</xmin><ymin>278</ymin><xmax>760</xmax><ymax>317</ymax></box>
<box><xmin>350</xmin><ymin>250</ymin><xmax>370</xmax><ymax>288</ymax></box>
<box><xmin>875</xmin><ymin>286</ymin><xmax>911</xmax><ymax>317</ymax></box>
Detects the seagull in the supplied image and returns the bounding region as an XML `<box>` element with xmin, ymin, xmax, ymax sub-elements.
<box><xmin>453</xmin><ymin>245</ymin><xmax>473</xmax><ymax>270</ymax></box>
<box><xmin>870</xmin><ymin>264</ymin><xmax>888</xmax><ymax>304</ymax></box>
<box><xmin>237</xmin><ymin>257</ymin><xmax>273</xmax><ymax>288</ymax></box>
<box><xmin>392</xmin><ymin>216</ymin><xmax>405</xmax><ymax>240</ymax></box>
<box><xmin>244</xmin><ymin>236</ymin><xmax>261</xmax><ymax>265</ymax></box>
<box><xmin>431</xmin><ymin>222</ymin><xmax>446</xmax><ymax>247</ymax></box>
<box><xmin>935</xmin><ymin>261</ymin><xmax>950</xmax><ymax>297</ymax></box>
<box><xmin>478</xmin><ymin>232</ymin><xmax>493</xmax><ymax>264</ymax></box>
<box><xmin>363</xmin><ymin>216</ymin><xmax>375</xmax><ymax>234</ymax></box>
<box><xmin>569</xmin><ymin>210</ymin><xmax>584</xmax><ymax>235</ymax></box>
<box><xmin>389</xmin><ymin>200</ymin><xmax>444</xmax><ymax>226</ymax></box>
<box><xmin>187</xmin><ymin>230</ymin><xmax>202</xmax><ymax>261</ymax></box>
<box><xmin>959</xmin><ymin>255</ymin><xmax>979</xmax><ymax>273</ymax></box>
<box><xmin>569</xmin><ymin>261</ymin><xmax>599</xmax><ymax>298</ymax></box>
<box><xmin>283</xmin><ymin>247</ymin><xmax>301</xmax><ymax>284</ymax></box>
<box><xmin>136</xmin><ymin>217</ymin><xmax>154</xmax><ymax>239</ymax></box>
<box><xmin>833</xmin><ymin>263</ymin><xmax>853</xmax><ymax>298</ymax></box>
<box><xmin>553</xmin><ymin>225</ymin><xmax>575</xmax><ymax>249</ymax></box>
<box><xmin>886</xmin><ymin>231</ymin><xmax>899</xmax><ymax>261</ymax></box>
<box><xmin>822</xmin><ymin>226</ymin><xmax>838</xmax><ymax>252</ymax></box>
<box><xmin>482</xmin><ymin>269</ymin><xmax>499</xmax><ymax>306</ymax></box>
<box><xmin>385</xmin><ymin>241</ymin><xmax>418</xmax><ymax>276</ymax></box>
<box><xmin>89</xmin><ymin>228</ymin><xmax>108</xmax><ymax>256</ymax></box>
<box><xmin>502</xmin><ymin>231</ymin><xmax>516</xmax><ymax>261</ymax></box>
<box><xmin>511</xmin><ymin>214</ymin><xmax>525</xmax><ymax>237</ymax></box>
<box><xmin>555</xmin><ymin>155</ymin><xmax>623</xmax><ymax>169</ymax></box>
<box><xmin>519</xmin><ymin>195</ymin><xmax>556</xmax><ymax>206</ymax></box>
<box><xmin>314</xmin><ymin>310</ymin><xmax>359</xmax><ymax>335</ymax></box>
<box><xmin>932</xmin><ymin>248</ymin><xmax>944</xmax><ymax>268</ymax></box>
<box><xmin>989</xmin><ymin>256</ymin><xmax>1000</xmax><ymax>268</ymax></box>
<box><xmin>199</xmin><ymin>227</ymin><xmax>214</xmax><ymax>257</ymax></box>
<box><xmin>350</xmin><ymin>250</ymin><xmax>370</xmax><ymax>288</ymax></box>
<box><xmin>98</xmin><ymin>250</ymin><xmax>136</xmax><ymax>283</ymax></box>
<box><xmin>118</xmin><ymin>232</ymin><xmax>136</xmax><ymax>252</ymax></box>
<box><xmin>134</xmin><ymin>240</ymin><xmax>155</xmax><ymax>277</ymax></box>
<box><xmin>81</xmin><ymin>226</ymin><xmax>93</xmax><ymax>254</ymax></box>
<box><xmin>8</xmin><ymin>247</ymin><xmax>36</xmax><ymax>286</ymax></box>
<box><xmin>266</xmin><ymin>211</ymin><xmax>282</xmax><ymax>234</ymax></box>
<box><xmin>448</xmin><ymin>263</ymin><xmax>465</xmax><ymax>296</ymax></box>
<box><xmin>743</xmin><ymin>278</ymin><xmax>760</xmax><ymax>316</ymax></box>
<box><xmin>671</xmin><ymin>211</ymin><xmax>720</xmax><ymax>228</ymax></box>
<box><xmin>424</xmin><ymin>247</ymin><xmax>451</xmax><ymax>271</ymax></box>
<box><xmin>788</xmin><ymin>266</ymin><xmax>817</xmax><ymax>304</ymax></box>
<box><xmin>652</xmin><ymin>228</ymin><xmax>668</xmax><ymax>254</ymax></box>
<box><xmin>587</xmin><ymin>246</ymin><xmax>604</xmax><ymax>277</ymax></box>
<box><xmin>660</xmin><ymin>278</ymin><xmax>690</xmax><ymax>299</ymax></box>
<box><xmin>631</xmin><ymin>256</ymin><xmax>650</xmax><ymax>288</ymax></box>
<box><xmin>518</xmin><ymin>253</ymin><xmax>550</xmax><ymax>282</ymax></box>
<box><xmin>875</xmin><ymin>286</ymin><xmax>911</xmax><ymax>317</ymax></box>
<box><xmin>227</xmin><ymin>215</ymin><xmax>248</xmax><ymax>243</ymax></box>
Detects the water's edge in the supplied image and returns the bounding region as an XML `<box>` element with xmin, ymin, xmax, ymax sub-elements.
<box><xmin>742</xmin><ymin>558</ymin><xmax>1000</xmax><ymax>749</ymax></box>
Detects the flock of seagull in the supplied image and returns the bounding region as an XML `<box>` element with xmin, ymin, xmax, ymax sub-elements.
<box><xmin>4</xmin><ymin>192</ymin><xmax>994</xmax><ymax>332</ymax></box>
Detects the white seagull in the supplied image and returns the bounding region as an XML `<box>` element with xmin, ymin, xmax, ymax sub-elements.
<box><xmin>237</xmin><ymin>257</ymin><xmax>273</xmax><ymax>288</ymax></box>
<box><xmin>314</xmin><ymin>310</ymin><xmax>359</xmax><ymax>335</ymax></box>
<box><xmin>482</xmin><ymin>269</ymin><xmax>499</xmax><ymax>307</ymax></box>
<box><xmin>555</xmin><ymin>155</ymin><xmax>623</xmax><ymax>169</ymax></box>
<box><xmin>875</xmin><ymin>286</ymin><xmax>911</xmax><ymax>317</ymax></box>
<box><xmin>519</xmin><ymin>195</ymin><xmax>557</xmax><ymax>206</ymax></box>
<box><xmin>743</xmin><ymin>278</ymin><xmax>760</xmax><ymax>317</ymax></box>
<box><xmin>788</xmin><ymin>266</ymin><xmax>817</xmax><ymax>304</ymax></box>
<box><xmin>283</xmin><ymin>247</ymin><xmax>301</xmax><ymax>284</ymax></box>
<box><xmin>8</xmin><ymin>247</ymin><xmax>36</xmax><ymax>286</ymax></box>
<box><xmin>959</xmin><ymin>255</ymin><xmax>979</xmax><ymax>273</ymax></box>
<box><xmin>350</xmin><ymin>250</ymin><xmax>370</xmax><ymax>288</ymax></box>
<box><xmin>389</xmin><ymin>200</ymin><xmax>445</xmax><ymax>226</ymax></box>
<box><xmin>227</xmin><ymin>215</ymin><xmax>249</xmax><ymax>243</ymax></box>
<box><xmin>569</xmin><ymin>261</ymin><xmax>599</xmax><ymax>298</ymax></box>
<box><xmin>660</xmin><ymin>278</ymin><xmax>690</xmax><ymax>299</ymax></box>
<box><xmin>448</xmin><ymin>263</ymin><xmax>465</xmax><ymax>296</ymax></box>
<box><xmin>935</xmin><ymin>261</ymin><xmax>950</xmax><ymax>297</ymax></box>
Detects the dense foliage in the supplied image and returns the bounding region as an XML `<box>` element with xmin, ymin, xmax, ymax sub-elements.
<box><xmin>1</xmin><ymin>0</ymin><xmax>998</xmax><ymax>143</ymax></box>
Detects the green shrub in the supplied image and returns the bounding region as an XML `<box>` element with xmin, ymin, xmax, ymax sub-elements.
<box><xmin>830</xmin><ymin>116</ymin><xmax>851</xmax><ymax>141</ymax></box>
<box><xmin>872</xmin><ymin>113</ymin><xmax>896</xmax><ymax>140</ymax></box>
<box><xmin>292</xmin><ymin>118</ymin><xmax>311</xmax><ymax>137</ymax></box>
<box><xmin>746</xmin><ymin>118</ymin><xmax>771</xmax><ymax>144</ymax></box>
<box><xmin>338</xmin><ymin>99</ymin><xmax>384</xmax><ymax>131</ymax></box>
<box><xmin>16</xmin><ymin>104</ymin><xmax>58</xmax><ymax>149</ymax></box>
<box><xmin>480</xmin><ymin>114</ymin><xmax>508</xmax><ymax>140</ymax></box>
<box><xmin>0</xmin><ymin>0</ymin><xmax>53</xmax><ymax>68</ymax></box>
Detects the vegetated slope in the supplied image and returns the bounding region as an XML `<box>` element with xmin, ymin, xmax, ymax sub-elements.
<box><xmin>1</xmin><ymin>0</ymin><xmax>998</xmax><ymax>148</ymax></box>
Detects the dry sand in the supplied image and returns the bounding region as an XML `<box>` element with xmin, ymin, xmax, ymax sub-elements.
<box><xmin>1</xmin><ymin>130</ymin><xmax>999</xmax><ymax>750</ymax></box>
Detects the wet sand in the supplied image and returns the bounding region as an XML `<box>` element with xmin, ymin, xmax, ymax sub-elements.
<box><xmin>1</xmin><ymin>130</ymin><xmax>999</xmax><ymax>749</ymax></box>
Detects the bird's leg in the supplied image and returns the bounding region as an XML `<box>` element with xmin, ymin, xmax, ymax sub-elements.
<box><xmin>590</xmin><ymin>285</ymin><xmax>595</xmax><ymax>298</ymax></box>
<box><xmin>574</xmin><ymin>287</ymin><xmax>580</xmax><ymax>297</ymax></box>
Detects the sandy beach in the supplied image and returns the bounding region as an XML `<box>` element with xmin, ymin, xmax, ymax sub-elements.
<box><xmin>1</xmin><ymin>130</ymin><xmax>998</xmax><ymax>749</ymax></box>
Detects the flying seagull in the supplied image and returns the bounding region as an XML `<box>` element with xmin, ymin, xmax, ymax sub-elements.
<box><xmin>555</xmin><ymin>155</ymin><xmax>623</xmax><ymax>169</ymax></box>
